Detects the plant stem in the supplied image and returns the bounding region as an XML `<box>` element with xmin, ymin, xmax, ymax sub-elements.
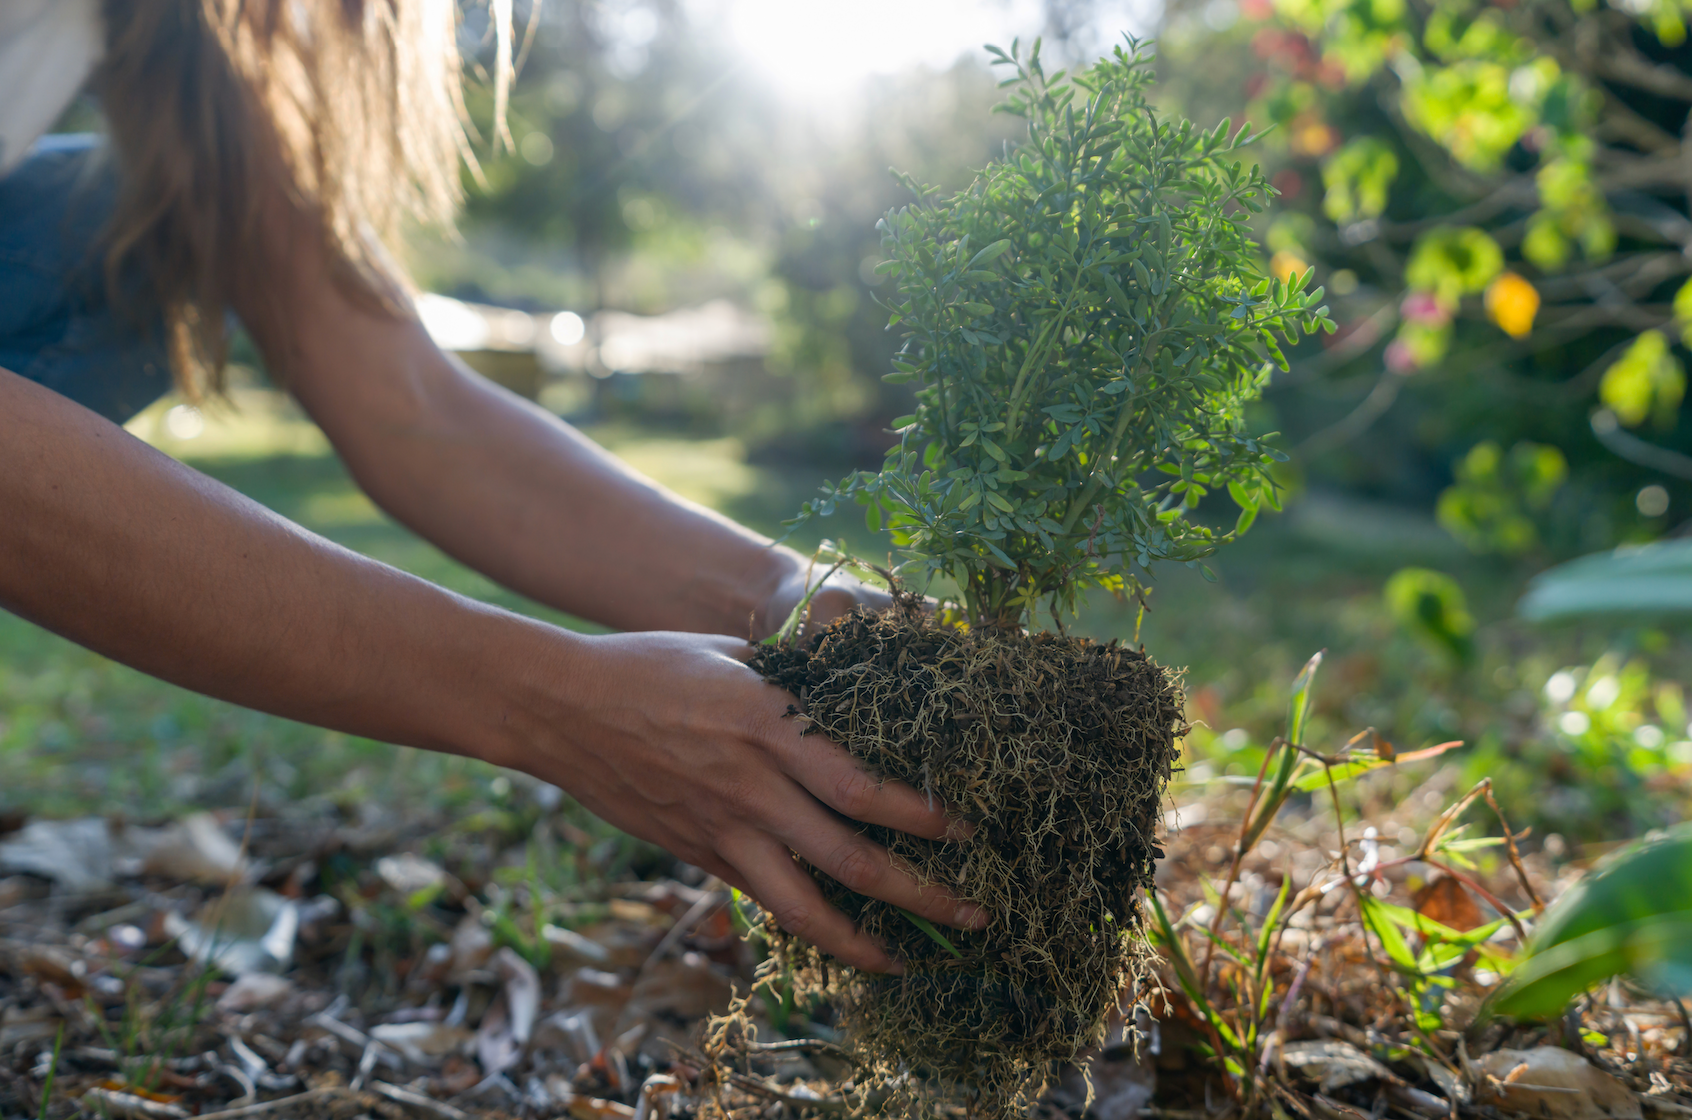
<box><xmin>1004</xmin><ymin>273</ymin><xmax>1086</xmax><ymax>440</ymax></box>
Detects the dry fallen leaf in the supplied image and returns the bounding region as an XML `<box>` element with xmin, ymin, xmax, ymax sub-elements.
<box><xmin>569</xmin><ymin>1094</ymin><xmax>637</xmax><ymax>1120</ymax></box>
<box><xmin>163</xmin><ymin>887</ymin><xmax>298</xmax><ymax>975</ymax></box>
<box><xmin>1413</xmin><ymin>874</ymin><xmax>1484</xmax><ymax>933</ymax></box>
<box><xmin>376</xmin><ymin>852</ymin><xmax>448</xmax><ymax>896</ymax></box>
<box><xmin>217</xmin><ymin>972</ymin><xmax>294</xmax><ymax>1013</ymax></box>
<box><xmin>0</xmin><ymin>818</ymin><xmax>119</xmax><ymax>891</ymax></box>
<box><xmin>1280</xmin><ymin>1039</ymin><xmax>1392</xmax><ymax>1095</ymax></box>
<box><xmin>1475</xmin><ymin>1047</ymin><xmax>1643</xmax><ymax>1120</ymax></box>
<box><xmin>370</xmin><ymin>1020</ymin><xmax>473</xmax><ymax>1065</ymax></box>
<box><xmin>476</xmin><ymin>946</ymin><xmax>542</xmax><ymax>1075</ymax></box>
<box><xmin>448</xmin><ymin>913</ymin><xmax>494</xmax><ymax>977</ymax></box>
<box><xmin>140</xmin><ymin>813</ymin><xmax>249</xmax><ymax>885</ymax></box>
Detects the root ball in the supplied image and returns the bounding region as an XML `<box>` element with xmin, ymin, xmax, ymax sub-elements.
<box><xmin>749</xmin><ymin>601</ymin><xmax>1184</xmax><ymax>1116</ymax></box>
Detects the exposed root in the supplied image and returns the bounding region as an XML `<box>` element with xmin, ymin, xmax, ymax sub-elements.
<box><xmin>749</xmin><ymin>599</ymin><xmax>1185</xmax><ymax>1117</ymax></box>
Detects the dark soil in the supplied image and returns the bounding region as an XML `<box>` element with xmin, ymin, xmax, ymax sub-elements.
<box><xmin>749</xmin><ymin>599</ymin><xmax>1184</xmax><ymax>1116</ymax></box>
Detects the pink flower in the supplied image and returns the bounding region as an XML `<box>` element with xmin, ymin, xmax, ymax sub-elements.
<box><xmin>1385</xmin><ymin>339</ymin><xmax>1419</xmax><ymax>374</ymax></box>
<box><xmin>1400</xmin><ymin>291</ymin><xmax>1449</xmax><ymax>325</ymax></box>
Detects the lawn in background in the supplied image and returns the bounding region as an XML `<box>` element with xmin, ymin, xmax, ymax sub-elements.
<box><xmin>3</xmin><ymin>388</ymin><xmax>1677</xmax><ymax>843</ymax></box>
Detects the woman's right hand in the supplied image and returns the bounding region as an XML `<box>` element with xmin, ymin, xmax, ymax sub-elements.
<box><xmin>493</xmin><ymin>627</ymin><xmax>984</xmax><ymax>974</ymax></box>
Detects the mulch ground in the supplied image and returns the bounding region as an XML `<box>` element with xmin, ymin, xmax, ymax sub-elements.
<box><xmin>3</xmin><ymin>773</ymin><xmax>1691</xmax><ymax>1120</ymax></box>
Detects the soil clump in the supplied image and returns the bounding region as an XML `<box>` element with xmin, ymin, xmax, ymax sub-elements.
<box><xmin>748</xmin><ymin>597</ymin><xmax>1184</xmax><ymax>1116</ymax></box>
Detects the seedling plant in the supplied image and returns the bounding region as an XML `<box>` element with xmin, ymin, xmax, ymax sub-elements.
<box><xmin>797</xmin><ymin>39</ymin><xmax>1332</xmax><ymax>629</ymax></box>
<box><xmin>752</xmin><ymin>35</ymin><xmax>1332</xmax><ymax>1119</ymax></box>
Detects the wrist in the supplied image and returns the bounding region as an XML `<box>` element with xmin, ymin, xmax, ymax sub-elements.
<box><xmin>436</xmin><ymin>604</ymin><xmax>587</xmax><ymax>773</ymax></box>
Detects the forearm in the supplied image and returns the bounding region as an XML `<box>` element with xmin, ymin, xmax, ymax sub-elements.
<box><xmin>286</xmin><ymin>325</ymin><xmax>802</xmax><ymax>637</ymax></box>
<box><xmin>0</xmin><ymin>366</ymin><xmax>558</xmax><ymax>765</ymax></box>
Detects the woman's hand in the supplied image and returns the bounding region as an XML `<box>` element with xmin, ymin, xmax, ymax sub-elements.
<box><xmin>759</xmin><ymin>559</ymin><xmax>894</xmax><ymax>641</ymax></box>
<box><xmin>502</xmin><ymin>627</ymin><xmax>983</xmax><ymax>974</ymax></box>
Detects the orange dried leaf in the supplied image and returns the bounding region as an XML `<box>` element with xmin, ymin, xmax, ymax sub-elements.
<box><xmin>1413</xmin><ymin>875</ymin><xmax>1484</xmax><ymax>933</ymax></box>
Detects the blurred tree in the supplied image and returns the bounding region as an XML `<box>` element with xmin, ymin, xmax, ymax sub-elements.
<box><xmin>1157</xmin><ymin>0</ymin><xmax>1692</xmax><ymax>555</ymax></box>
<box><xmin>430</xmin><ymin>0</ymin><xmax>1024</xmax><ymax>457</ymax></box>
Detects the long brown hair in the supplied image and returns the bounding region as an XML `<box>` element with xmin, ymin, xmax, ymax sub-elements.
<box><xmin>95</xmin><ymin>0</ymin><xmax>504</xmax><ymax>397</ymax></box>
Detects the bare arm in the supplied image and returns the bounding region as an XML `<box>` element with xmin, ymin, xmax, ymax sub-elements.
<box><xmin>247</xmin><ymin>230</ymin><xmax>839</xmax><ymax>639</ymax></box>
<box><xmin>0</xmin><ymin>366</ymin><xmax>980</xmax><ymax>969</ymax></box>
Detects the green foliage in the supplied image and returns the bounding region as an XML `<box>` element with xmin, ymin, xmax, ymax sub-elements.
<box><xmin>1601</xmin><ymin>331</ymin><xmax>1686</xmax><ymax>430</ymax></box>
<box><xmin>1523</xmin><ymin>152</ymin><xmax>1614</xmax><ymax>271</ymax></box>
<box><xmin>1401</xmin><ymin>59</ymin><xmax>1534</xmax><ymax>171</ymax></box>
<box><xmin>795</xmin><ymin>40</ymin><xmax>1332</xmax><ymax>627</ymax></box>
<box><xmin>1359</xmin><ymin>895</ymin><xmax>1510</xmax><ymax>1032</ymax></box>
<box><xmin>1320</xmin><ymin>137</ymin><xmax>1397</xmax><ymax>223</ymax></box>
<box><xmin>1150</xmin><ymin>657</ymin><xmax>1488</xmax><ymax>1089</ymax></box>
<box><xmin>39</xmin><ymin>1024</ymin><xmax>63</xmax><ymax>1120</ymax></box>
<box><xmin>1385</xmin><ymin>568</ymin><xmax>1475</xmax><ymax>665</ymax></box>
<box><xmin>1519</xmin><ymin>540</ymin><xmax>1692</xmax><ymax>623</ymax></box>
<box><xmin>1158</xmin><ymin>0</ymin><xmax>1691</xmax><ymax>553</ymax></box>
<box><xmin>1403</xmin><ymin>227</ymin><xmax>1503</xmax><ymax>309</ymax></box>
<box><xmin>1492</xmin><ymin>824</ymin><xmax>1692</xmax><ymax>1019</ymax></box>
<box><xmin>1436</xmin><ymin>440</ymin><xmax>1567</xmax><ymax>556</ymax></box>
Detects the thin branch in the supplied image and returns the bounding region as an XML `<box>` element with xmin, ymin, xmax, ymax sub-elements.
<box><xmin>1591</xmin><ymin>410</ymin><xmax>1692</xmax><ymax>480</ymax></box>
<box><xmin>1295</xmin><ymin>369</ymin><xmax>1406</xmax><ymax>457</ymax></box>
<box><xmin>194</xmin><ymin>1089</ymin><xmax>339</xmax><ymax>1120</ymax></box>
<box><xmin>1593</xmin><ymin>47</ymin><xmax>1692</xmax><ymax>103</ymax></box>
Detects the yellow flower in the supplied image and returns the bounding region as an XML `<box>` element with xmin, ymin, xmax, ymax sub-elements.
<box><xmin>1485</xmin><ymin>271</ymin><xmax>1539</xmax><ymax>338</ymax></box>
<box><xmin>1270</xmin><ymin>250</ymin><xmax>1309</xmax><ymax>284</ymax></box>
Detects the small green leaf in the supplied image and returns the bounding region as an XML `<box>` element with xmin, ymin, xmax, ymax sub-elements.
<box><xmin>968</xmin><ymin>239</ymin><xmax>1014</xmax><ymax>268</ymax></box>
<box><xmin>900</xmin><ymin>908</ymin><xmax>965</xmax><ymax>958</ymax></box>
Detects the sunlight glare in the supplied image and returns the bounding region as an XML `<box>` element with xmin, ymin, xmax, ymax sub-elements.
<box><xmin>704</xmin><ymin>0</ymin><xmax>1047</xmax><ymax>103</ymax></box>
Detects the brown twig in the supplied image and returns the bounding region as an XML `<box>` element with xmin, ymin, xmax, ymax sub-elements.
<box><xmin>1420</xmin><ymin>858</ymin><xmax>1530</xmax><ymax>944</ymax></box>
<box><xmin>1200</xmin><ymin>738</ymin><xmax>1283</xmax><ymax>991</ymax></box>
<box><xmin>193</xmin><ymin>1088</ymin><xmax>338</xmax><ymax>1120</ymax></box>
<box><xmin>1484</xmin><ymin>786</ymin><xmax>1545</xmax><ymax>915</ymax></box>
<box><xmin>368</xmin><ymin>1081</ymin><xmax>472</xmax><ymax>1120</ymax></box>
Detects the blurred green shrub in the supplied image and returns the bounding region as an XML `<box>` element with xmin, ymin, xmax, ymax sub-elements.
<box><xmin>1435</xmin><ymin>441</ymin><xmax>1567</xmax><ymax>556</ymax></box>
<box><xmin>1385</xmin><ymin>567</ymin><xmax>1475</xmax><ymax>665</ymax></box>
<box><xmin>1493</xmin><ymin>824</ymin><xmax>1692</xmax><ymax>1020</ymax></box>
<box><xmin>1156</xmin><ymin>0</ymin><xmax>1691</xmax><ymax>541</ymax></box>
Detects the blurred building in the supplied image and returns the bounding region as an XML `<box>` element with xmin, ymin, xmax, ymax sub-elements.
<box><xmin>415</xmin><ymin>293</ymin><xmax>777</xmax><ymax>426</ymax></box>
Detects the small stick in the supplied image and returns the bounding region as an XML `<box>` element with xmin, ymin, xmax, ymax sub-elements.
<box><xmin>1484</xmin><ymin>785</ymin><xmax>1545</xmax><ymax>913</ymax></box>
<box><xmin>1413</xmin><ymin>779</ymin><xmax>1491</xmax><ymax>862</ymax></box>
<box><xmin>1199</xmin><ymin>738</ymin><xmax>1282</xmax><ymax>990</ymax></box>
<box><xmin>193</xmin><ymin>1088</ymin><xmax>337</xmax><ymax>1120</ymax></box>
<box><xmin>745</xmin><ymin>1039</ymin><xmax>858</xmax><ymax>1063</ymax></box>
<box><xmin>368</xmin><ymin>1080</ymin><xmax>472</xmax><ymax>1120</ymax></box>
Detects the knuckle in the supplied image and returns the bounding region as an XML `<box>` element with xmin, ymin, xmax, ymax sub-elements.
<box><xmin>769</xmin><ymin>899</ymin><xmax>817</xmax><ymax>939</ymax></box>
<box><xmin>831</xmin><ymin>768</ymin><xmax>878</xmax><ymax>818</ymax></box>
<box><xmin>830</xmin><ymin>843</ymin><xmax>884</xmax><ymax>894</ymax></box>
<box><xmin>713</xmin><ymin>775</ymin><xmax>762</xmax><ymax>821</ymax></box>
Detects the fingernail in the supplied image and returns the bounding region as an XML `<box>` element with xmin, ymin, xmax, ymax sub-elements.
<box><xmin>955</xmin><ymin>903</ymin><xmax>988</xmax><ymax>929</ymax></box>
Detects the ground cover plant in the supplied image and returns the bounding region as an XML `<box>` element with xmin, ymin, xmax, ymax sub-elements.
<box><xmin>750</xmin><ymin>37</ymin><xmax>1332</xmax><ymax>1117</ymax></box>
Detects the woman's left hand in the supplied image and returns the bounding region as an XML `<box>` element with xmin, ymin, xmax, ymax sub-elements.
<box><xmin>759</xmin><ymin>559</ymin><xmax>894</xmax><ymax>641</ymax></box>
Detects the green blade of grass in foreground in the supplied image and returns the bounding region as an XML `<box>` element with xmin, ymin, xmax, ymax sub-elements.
<box><xmin>39</xmin><ymin>1023</ymin><xmax>63</xmax><ymax>1120</ymax></box>
<box><xmin>901</xmin><ymin>908</ymin><xmax>964</xmax><ymax>959</ymax></box>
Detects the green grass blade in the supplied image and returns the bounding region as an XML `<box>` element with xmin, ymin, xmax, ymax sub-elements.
<box><xmin>900</xmin><ymin>908</ymin><xmax>964</xmax><ymax>959</ymax></box>
<box><xmin>1254</xmin><ymin>874</ymin><xmax>1291</xmax><ymax>984</ymax></box>
<box><xmin>1285</xmin><ymin>650</ymin><xmax>1323</xmax><ymax>751</ymax></box>
<box><xmin>39</xmin><ymin>1023</ymin><xmax>63</xmax><ymax>1120</ymax></box>
<box><xmin>764</xmin><ymin>556</ymin><xmax>852</xmax><ymax>646</ymax></box>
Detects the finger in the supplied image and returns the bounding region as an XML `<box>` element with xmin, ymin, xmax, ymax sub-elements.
<box><xmin>779</xmin><ymin>731</ymin><xmax>973</xmax><ymax>842</ymax></box>
<box><xmin>778</xmin><ymin>798</ymin><xmax>986</xmax><ymax>931</ymax></box>
<box><xmin>723</xmin><ymin>832</ymin><xmax>903</xmax><ymax>973</ymax></box>
<box><xmin>805</xmin><ymin>583</ymin><xmax>886</xmax><ymax>630</ymax></box>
